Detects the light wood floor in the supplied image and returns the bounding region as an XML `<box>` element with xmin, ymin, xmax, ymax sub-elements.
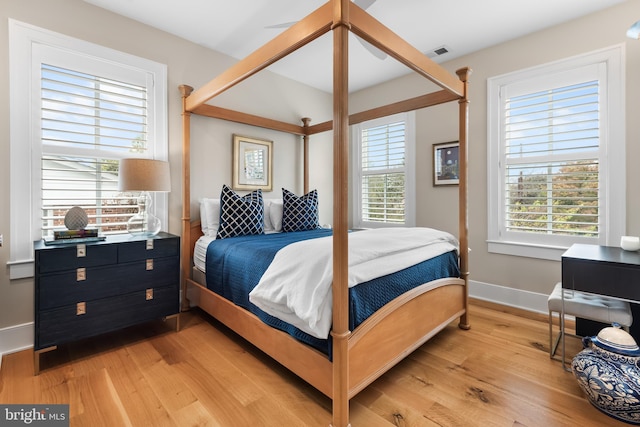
<box><xmin>0</xmin><ymin>301</ymin><xmax>625</xmax><ymax>426</ymax></box>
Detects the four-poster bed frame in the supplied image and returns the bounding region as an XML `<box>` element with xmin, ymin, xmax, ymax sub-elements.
<box><xmin>179</xmin><ymin>1</ymin><xmax>470</xmax><ymax>425</ymax></box>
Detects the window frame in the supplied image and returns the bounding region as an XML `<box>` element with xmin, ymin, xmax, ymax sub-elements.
<box><xmin>487</xmin><ymin>45</ymin><xmax>625</xmax><ymax>261</ymax></box>
<box><xmin>351</xmin><ymin>112</ymin><xmax>416</xmax><ymax>229</ymax></box>
<box><xmin>9</xmin><ymin>20</ymin><xmax>168</xmax><ymax>279</ymax></box>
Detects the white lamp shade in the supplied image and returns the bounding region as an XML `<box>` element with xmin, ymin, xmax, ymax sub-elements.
<box><xmin>118</xmin><ymin>159</ymin><xmax>171</xmax><ymax>192</ymax></box>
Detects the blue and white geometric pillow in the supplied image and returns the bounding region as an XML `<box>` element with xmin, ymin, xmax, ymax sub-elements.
<box><xmin>282</xmin><ymin>188</ymin><xmax>319</xmax><ymax>232</ymax></box>
<box><xmin>216</xmin><ymin>185</ymin><xmax>264</xmax><ymax>239</ymax></box>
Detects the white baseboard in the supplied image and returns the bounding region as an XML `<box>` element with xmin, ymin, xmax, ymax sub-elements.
<box><xmin>469</xmin><ymin>279</ymin><xmax>549</xmax><ymax>315</ymax></box>
<box><xmin>0</xmin><ymin>321</ymin><xmax>34</xmax><ymax>357</ymax></box>
<box><xmin>0</xmin><ymin>282</ymin><xmax>547</xmax><ymax>357</ymax></box>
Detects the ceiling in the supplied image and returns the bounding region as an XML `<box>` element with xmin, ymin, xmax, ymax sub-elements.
<box><xmin>82</xmin><ymin>0</ymin><xmax>627</xmax><ymax>93</ymax></box>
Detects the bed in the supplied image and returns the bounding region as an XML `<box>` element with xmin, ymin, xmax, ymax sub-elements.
<box><xmin>179</xmin><ymin>1</ymin><xmax>471</xmax><ymax>426</ymax></box>
<box><xmin>195</xmin><ymin>220</ymin><xmax>461</xmax><ymax>355</ymax></box>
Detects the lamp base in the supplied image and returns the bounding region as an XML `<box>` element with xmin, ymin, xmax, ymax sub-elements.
<box><xmin>127</xmin><ymin>213</ymin><xmax>161</xmax><ymax>236</ymax></box>
<box><xmin>127</xmin><ymin>192</ymin><xmax>161</xmax><ymax>236</ymax></box>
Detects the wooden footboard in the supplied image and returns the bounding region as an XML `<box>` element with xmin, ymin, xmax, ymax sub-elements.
<box><xmin>187</xmin><ymin>277</ymin><xmax>334</xmax><ymax>397</ymax></box>
<box><xmin>347</xmin><ymin>278</ymin><xmax>465</xmax><ymax>397</ymax></box>
<box><xmin>187</xmin><ymin>274</ymin><xmax>466</xmax><ymax>400</ymax></box>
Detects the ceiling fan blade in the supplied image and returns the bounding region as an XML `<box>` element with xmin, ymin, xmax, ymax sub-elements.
<box><xmin>354</xmin><ymin>0</ymin><xmax>377</xmax><ymax>10</ymax></box>
<box><xmin>265</xmin><ymin>21</ymin><xmax>298</xmax><ymax>29</ymax></box>
<box><xmin>266</xmin><ymin>1</ymin><xmax>385</xmax><ymax>59</ymax></box>
<box><xmin>359</xmin><ymin>38</ymin><xmax>387</xmax><ymax>60</ymax></box>
<box><xmin>267</xmin><ymin>0</ymin><xmax>376</xmax><ymax>28</ymax></box>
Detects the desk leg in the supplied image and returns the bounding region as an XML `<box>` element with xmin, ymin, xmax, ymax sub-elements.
<box><xmin>630</xmin><ymin>304</ymin><xmax>640</xmax><ymax>342</ymax></box>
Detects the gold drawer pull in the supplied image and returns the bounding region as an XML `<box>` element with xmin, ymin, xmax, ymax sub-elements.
<box><xmin>76</xmin><ymin>268</ymin><xmax>86</xmax><ymax>281</ymax></box>
<box><xmin>76</xmin><ymin>244</ymin><xmax>86</xmax><ymax>258</ymax></box>
<box><xmin>146</xmin><ymin>288</ymin><xmax>153</xmax><ymax>300</ymax></box>
<box><xmin>76</xmin><ymin>302</ymin><xmax>86</xmax><ymax>316</ymax></box>
<box><xmin>146</xmin><ymin>239</ymin><xmax>154</xmax><ymax>250</ymax></box>
<box><xmin>146</xmin><ymin>259</ymin><xmax>154</xmax><ymax>270</ymax></box>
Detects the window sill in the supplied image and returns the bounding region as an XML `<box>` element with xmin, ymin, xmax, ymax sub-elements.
<box><xmin>487</xmin><ymin>240</ymin><xmax>567</xmax><ymax>261</ymax></box>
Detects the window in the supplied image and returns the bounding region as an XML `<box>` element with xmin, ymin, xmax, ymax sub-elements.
<box><xmin>487</xmin><ymin>46</ymin><xmax>625</xmax><ymax>260</ymax></box>
<box><xmin>352</xmin><ymin>112</ymin><xmax>415</xmax><ymax>228</ymax></box>
<box><xmin>40</xmin><ymin>64</ymin><xmax>149</xmax><ymax>237</ymax></box>
<box><xmin>9</xmin><ymin>20</ymin><xmax>167</xmax><ymax>278</ymax></box>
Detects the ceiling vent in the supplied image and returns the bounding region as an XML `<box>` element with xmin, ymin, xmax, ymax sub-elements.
<box><xmin>426</xmin><ymin>45</ymin><xmax>450</xmax><ymax>59</ymax></box>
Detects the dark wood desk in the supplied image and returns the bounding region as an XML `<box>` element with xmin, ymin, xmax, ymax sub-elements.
<box><xmin>562</xmin><ymin>244</ymin><xmax>640</xmax><ymax>300</ymax></box>
<box><xmin>562</xmin><ymin>243</ymin><xmax>640</xmax><ymax>338</ymax></box>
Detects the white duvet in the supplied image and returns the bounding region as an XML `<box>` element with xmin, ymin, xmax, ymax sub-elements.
<box><xmin>248</xmin><ymin>227</ymin><xmax>459</xmax><ymax>339</ymax></box>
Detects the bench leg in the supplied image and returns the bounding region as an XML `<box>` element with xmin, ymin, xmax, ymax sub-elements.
<box><xmin>549</xmin><ymin>311</ymin><xmax>561</xmax><ymax>358</ymax></box>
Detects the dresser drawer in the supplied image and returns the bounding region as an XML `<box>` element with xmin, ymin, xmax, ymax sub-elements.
<box><xmin>36</xmin><ymin>285</ymin><xmax>178</xmax><ymax>350</ymax></box>
<box><xmin>118</xmin><ymin>237</ymin><xmax>179</xmax><ymax>262</ymax></box>
<box><xmin>118</xmin><ymin>257</ymin><xmax>179</xmax><ymax>292</ymax></box>
<box><xmin>36</xmin><ymin>244</ymin><xmax>117</xmax><ymax>273</ymax></box>
<box><xmin>38</xmin><ymin>257</ymin><xmax>179</xmax><ymax>310</ymax></box>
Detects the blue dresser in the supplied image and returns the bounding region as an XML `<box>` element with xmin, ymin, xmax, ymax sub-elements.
<box><xmin>33</xmin><ymin>232</ymin><xmax>180</xmax><ymax>373</ymax></box>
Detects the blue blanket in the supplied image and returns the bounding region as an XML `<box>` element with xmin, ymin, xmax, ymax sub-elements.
<box><xmin>205</xmin><ymin>229</ymin><xmax>459</xmax><ymax>356</ymax></box>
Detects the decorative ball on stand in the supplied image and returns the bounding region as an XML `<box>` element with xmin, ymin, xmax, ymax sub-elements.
<box><xmin>64</xmin><ymin>206</ymin><xmax>89</xmax><ymax>230</ymax></box>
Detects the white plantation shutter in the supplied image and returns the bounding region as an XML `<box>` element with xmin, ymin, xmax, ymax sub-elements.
<box><xmin>361</xmin><ymin>120</ymin><xmax>406</xmax><ymax>224</ymax></box>
<box><xmin>503</xmin><ymin>79</ymin><xmax>600</xmax><ymax>238</ymax></box>
<box><xmin>40</xmin><ymin>64</ymin><xmax>149</xmax><ymax>237</ymax></box>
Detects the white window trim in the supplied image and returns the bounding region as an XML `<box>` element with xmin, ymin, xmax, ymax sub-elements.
<box><xmin>487</xmin><ymin>45</ymin><xmax>625</xmax><ymax>261</ymax></box>
<box><xmin>8</xmin><ymin>20</ymin><xmax>168</xmax><ymax>279</ymax></box>
<box><xmin>351</xmin><ymin>112</ymin><xmax>416</xmax><ymax>229</ymax></box>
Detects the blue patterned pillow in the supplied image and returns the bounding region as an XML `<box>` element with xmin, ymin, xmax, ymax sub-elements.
<box><xmin>282</xmin><ymin>188</ymin><xmax>319</xmax><ymax>232</ymax></box>
<box><xmin>216</xmin><ymin>185</ymin><xmax>264</xmax><ymax>239</ymax></box>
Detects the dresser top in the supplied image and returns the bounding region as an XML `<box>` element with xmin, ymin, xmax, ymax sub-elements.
<box><xmin>562</xmin><ymin>243</ymin><xmax>640</xmax><ymax>267</ymax></box>
<box><xmin>34</xmin><ymin>231</ymin><xmax>178</xmax><ymax>251</ymax></box>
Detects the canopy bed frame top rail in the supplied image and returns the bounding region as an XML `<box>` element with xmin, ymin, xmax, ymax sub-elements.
<box><xmin>179</xmin><ymin>1</ymin><xmax>470</xmax><ymax>426</ymax></box>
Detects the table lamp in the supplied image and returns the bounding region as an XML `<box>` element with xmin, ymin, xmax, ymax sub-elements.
<box><xmin>118</xmin><ymin>158</ymin><xmax>171</xmax><ymax>236</ymax></box>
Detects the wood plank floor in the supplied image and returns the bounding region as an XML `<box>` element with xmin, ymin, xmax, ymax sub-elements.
<box><xmin>0</xmin><ymin>301</ymin><xmax>626</xmax><ymax>426</ymax></box>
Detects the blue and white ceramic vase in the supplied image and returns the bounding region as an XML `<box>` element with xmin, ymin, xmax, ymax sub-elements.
<box><xmin>572</xmin><ymin>325</ymin><xmax>640</xmax><ymax>425</ymax></box>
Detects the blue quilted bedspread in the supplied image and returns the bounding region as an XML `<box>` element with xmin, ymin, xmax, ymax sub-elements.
<box><xmin>205</xmin><ymin>229</ymin><xmax>460</xmax><ymax>357</ymax></box>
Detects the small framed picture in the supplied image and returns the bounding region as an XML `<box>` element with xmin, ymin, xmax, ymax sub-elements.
<box><xmin>232</xmin><ymin>134</ymin><xmax>273</xmax><ymax>191</ymax></box>
<box><xmin>433</xmin><ymin>141</ymin><xmax>459</xmax><ymax>186</ymax></box>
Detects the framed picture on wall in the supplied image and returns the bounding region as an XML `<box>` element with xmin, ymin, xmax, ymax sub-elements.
<box><xmin>433</xmin><ymin>141</ymin><xmax>459</xmax><ymax>186</ymax></box>
<box><xmin>232</xmin><ymin>134</ymin><xmax>273</xmax><ymax>191</ymax></box>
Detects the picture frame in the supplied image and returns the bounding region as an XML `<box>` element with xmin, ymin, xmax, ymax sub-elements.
<box><xmin>232</xmin><ymin>134</ymin><xmax>273</xmax><ymax>191</ymax></box>
<box><xmin>433</xmin><ymin>141</ymin><xmax>459</xmax><ymax>186</ymax></box>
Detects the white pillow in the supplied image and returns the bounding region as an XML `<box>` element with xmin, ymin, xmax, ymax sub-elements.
<box><xmin>200</xmin><ymin>198</ymin><xmax>220</xmax><ymax>237</ymax></box>
<box><xmin>263</xmin><ymin>200</ymin><xmax>275</xmax><ymax>232</ymax></box>
<box><xmin>200</xmin><ymin>201</ymin><xmax>208</xmax><ymax>235</ymax></box>
<box><xmin>269</xmin><ymin>200</ymin><xmax>283</xmax><ymax>232</ymax></box>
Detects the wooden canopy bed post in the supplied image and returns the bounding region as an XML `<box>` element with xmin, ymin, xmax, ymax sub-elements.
<box><xmin>457</xmin><ymin>68</ymin><xmax>472</xmax><ymax>330</ymax></box>
<box><xmin>301</xmin><ymin>117</ymin><xmax>311</xmax><ymax>194</ymax></box>
<box><xmin>180</xmin><ymin>84</ymin><xmax>194</xmax><ymax>312</ymax></box>
<box><xmin>331</xmin><ymin>1</ymin><xmax>351</xmax><ymax>425</ymax></box>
